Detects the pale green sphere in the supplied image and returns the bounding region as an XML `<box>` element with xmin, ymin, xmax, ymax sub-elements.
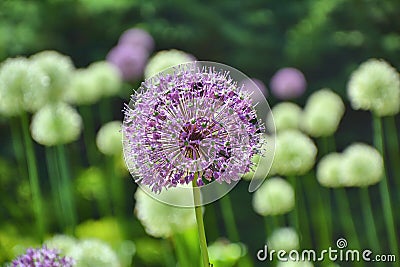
<box><xmin>316</xmin><ymin>153</ymin><xmax>345</xmax><ymax>188</ymax></box>
<box><xmin>96</xmin><ymin>121</ymin><xmax>122</xmax><ymax>156</ymax></box>
<box><xmin>88</xmin><ymin>61</ymin><xmax>122</xmax><ymax>97</ymax></box>
<box><xmin>68</xmin><ymin>239</ymin><xmax>120</xmax><ymax>267</ymax></box>
<box><xmin>267</xmin><ymin>227</ymin><xmax>299</xmax><ymax>252</ymax></box>
<box><xmin>66</xmin><ymin>69</ymin><xmax>101</xmax><ymax>105</ymax></box>
<box><xmin>30</xmin><ymin>102</ymin><xmax>82</xmax><ymax>146</ymax></box>
<box><xmin>268</xmin><ymin>102</ymin><xmax>302</xmax><ymax>133</ymax></box>
<box><xmin>252</xmin><ymin>177</ymin><xmax>295</xmax><ymax>216</ymax></box>
<box><xmin>45</xmin><ymin>235</ymin><xmax>77</xmax><ymax>255</ymax></box>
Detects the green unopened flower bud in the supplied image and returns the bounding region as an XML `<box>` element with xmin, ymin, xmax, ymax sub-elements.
<box><xmin>66</xmin><ymin>69</ymin><xmax>100</xmax><ymax>105</ymax></box>
<box><xmin>267</xmin><ymin>227</ymin><xmax>299</xmax><ymax>252</ymax></box>
<box><xmin>267</xmin><ymin>102</ymin><xmax>302</xmax><ymax>133</ymax></box>
<box><xmin>96</xmin><ymin>121</ymin><xmax>122</xmax><ymax>156</ymax></box>
<box><xmin>68</xmin><ymin>239</ymin><xmax>120</xmax><ymax>267</ymax></box>
<box><xmin>30</xmin><ymin>102</ymin><xmax>82</xmax><ymax>146</ymax></box>
<box><xmin>88</xmin><ymin>61</ymin><xmax>122</xmax><ymax>97</ymax></box>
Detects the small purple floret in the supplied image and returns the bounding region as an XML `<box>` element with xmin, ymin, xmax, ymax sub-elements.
<box><xmin>123</xmin><ymin>63</ymin><xmax>264</xmax><ymax>192</ymax></box>
<box><xmin>12</xmin><ymin>246</ymin><xmax>74</xmax><ymax>267</ymax></box>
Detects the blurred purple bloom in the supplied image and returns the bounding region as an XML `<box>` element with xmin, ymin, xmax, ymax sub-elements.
<box><xmin>270</xmin><ymin>67</ymin><xmax>306</xmax><ymax>99</ymax></box>
<box><xmin>123</xmin><ymin>63</ymin><xmax>264</xmax><ymax>192</ymax></box>
<box><xmin>106</xmin><ymin>44</ymin><xmax>148</xmax><ymax>81</ymax></box>
<box><xmin>118</xmin><ymin>28</ymin><xmax>155</xmax><ymax>52</ymax></box>
<box><xmin>12</xmin><ymin>246</ymin><xmax>74</xmax><ymax>267</ymax></box>
<box><xmin>240</xmin><ymin>78</ymin><xmax>268</xmax><ymax>104</ymax></box>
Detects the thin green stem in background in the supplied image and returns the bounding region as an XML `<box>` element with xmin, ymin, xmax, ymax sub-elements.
<box><xmin>192</xmin><ymin>175</ymin><xmax>211</xmax><ymax>267</ymax></box>
<box><xmin>359</xmin><ymin>187</ymin><xmax>380</xmax><ymax>253</ymax></box>
<box><xmin>287</xmin><ymin>176</ymin><xmax>300</xmax><ymax>232</ymax></box>
<box><xmin>172</xmin><ymin>234</ymin><xmax>191</xmax><ymax>267</ymax></box>
<box><xmin>55</xmin><ymin>144</ymin><xmax>77</xmax><ymax>233</ymax></box>
<box><xmin>373</xmin><ymin>115</ymin><xmax>399</xmax><ymax>256</ymax></box>
<box><xmin>295</xmin><ymin>176</ymin><xmax>313</xmax><ymax>249</ymax></box>
<box><xmin>79</xmin><ymin>105</ymin><xmax>98</xmax><ymax>165</ymax></box>
<box><xmin>384</xmin><ymin>116</ymin><xmax>400</xmax><ymax>197</ymax></box>
<box><xmin>20</xmin><ymin>112</ymin><xmax>45</xmax><ymax>241</ymax></box>
<box><xmin>219</xmin><ymin>194</ymin><xmax>240</xmax><ymax>242</ymax></box>
<box><xmin>108</xmin><ymin>155</ymin><xmax>125</xmax><ymax>218</ymax></box>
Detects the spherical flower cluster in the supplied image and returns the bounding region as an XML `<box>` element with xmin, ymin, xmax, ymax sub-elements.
<box><xmin>267</xmin><ymin>227</ymin><xmax>299</xmax><ymax>252</ymax></box>
<box><xmin>96</xmin><ymin>121</ymin><xmax>122</xmax><ymax>156</ymax></box>
<box><xmin>66</xmin><ymin>69</ymin><xmax>100</xmax><ymax>105</ymax></box>
<box><xmin>252</xmin><ymin>177</ymin><xmax>295</xmax><ymax>216</ymax></box>
<box><xmin>123</xmin><ymin>63</ymin><xmax>264</xmax><ymax>192</ymax></box>
<box><xmin>75</xmin><ymin>218</ymin><xmax>123</xmax><ymax>248</ymax></box>
<box><xmin>12</xmin><ymin>246</ymin><xmax>74</xmax><ymax>267</ymax></box>
<box><xmin>0</xmin><ymin>57</ymin><xmax>49</xmax><ymax>116</ymax></box>
<box><xmin>302</xmin><ymin>89</ymin><xmax>345</xmax><ymax>137</ymax></box>
<box><xmin>316</xmin><ymin>153</ymin><xmax>344</xmax><ymax>188</ymax></box>
<box><xmin>270</xmin><ymin>67</ymin><xmax>306</xmax><ymax>100</ymax></box>
<box><xmin>208</xmin><ymin>239</ymin><xmax>245</xmax><ymax>266</ymax></box>
<box><xmin>144</xmin><ymin>49</ymin><xmax>195</xmax><ymax>79</ymax></box>
<box><xmin>68</xmin><ymin>239</ymin><xmax>119</xmax><ymax>267</ymax></box>
<box><xmin>271</xmin><ymin>130</ymin><xmax>317</xmax><ymax>176</ymax></box>
<box><xmin>88</xmin><ymin>61</ymin><xmax>122</xmax><ymax>97</ymax></box>
<box><xmin>30</xmin><ymin>50</ymin><xmax>75</xmax><ymax>102</ymax></box>
<box><xmin>134</xmin><ymin>186</ymin><xmax>197</xmax><ymax>238</ymax></box>
<box><xmin>347</xmin><ymin>59</ymin><xmax>400</xmax><ymax>116</ymax></box>
<box><xmin>118</xmin><ymin>28</ymin><xmax>155</xmax><ymax>52</ymax></box>
<box><xmin>30</xmin><ymin>102</ymin><xmax>82</xmax><ymax>146</ymax></box>
<box><xmin>341</xmin><ymin>143</ymin><xmax>383</xmax><ymax>187</ymax></box>
<box><xmin>45</xmin><ymin>235</ymin><xmax>77</xmax><ymax>256</ymax></box>
<box><xmin>267</xmin><ymin>102</ymin><xmax>302</xmax><ymax>133</ymax></box>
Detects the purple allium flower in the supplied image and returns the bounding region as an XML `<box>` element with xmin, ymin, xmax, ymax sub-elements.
<box><xmin>12</xmin><ymin>246</ymin><xmax>74</xmax><ymax>267</ymax></box>
<box><xmin>123</xmin><ymin>62</ymin><xmax>265</xmax><ymax>192</ymax></box>
<box><xmin>270</xmin><ymin>67</ymin><xmax>306</xmax><ymax>99</ymax></box>
<box><xmin>118</xmin><ymin>28</ymin><xmax>155</xmax><ymax>52</ymax></box>
<box><xmin>106</xmin><ymin>44</ymin><xmax>149</xmax><ymax>81</ymax></box>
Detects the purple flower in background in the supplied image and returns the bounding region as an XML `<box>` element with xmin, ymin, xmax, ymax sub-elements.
<box><xmin>270</xmin><ymin>67</ymin><xmax>306</xmax><ymax>99</ymax></box>
<box><xmin>118</xmin><ymin>28</ymin><xmax>155</xmax><ymax>52</ymax></box>
<box><xmin>106</xmin><ymin>44</ymin><xmax>148</xmax><ymax>81</ymax></box>
<box><xmin>123</xmin><ymin>63</ymin><xmax>264</xmax><ymax>192</ymax></box>
<box><xmin>12</xmin><ymin>246</ymin><xmax>74</xmax><ymax>267</ymax></box>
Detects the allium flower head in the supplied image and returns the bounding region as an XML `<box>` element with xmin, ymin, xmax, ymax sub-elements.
<box><xmin>316</xmin><ymin>153</ymin><xmax>344</xmax><ymax>188</ymax></box>
<box><xmin>302</xmin><ymin>89</ymin><xmax>345</xmax><ymax>137</ymax></box>
<box><xmin>88</xmin><ymin>61</ymin><xmax>122</xmax><ymax>97</ymax></box>
<box><xmin>12</xmin><ymin>246</ymin><xmax>74</xmax><ymax>267</ymax></box>
<box><xmin>348</xmin><ymin>59</ymin><xmax>400</xmax><ymax>116</ymax></box>
<box><xmin>208</xmin><ymin>239</ymin><xmax>245</xmax><ymax>265</ymax></box>
<box><xmin>30</xmin><ymin>50</ymin><xmax>75</xmax><ymax>102</ymax></box>
<box><xmin>118</xmin><ymin>28</ymin><xmax>154</xmax><ymax>52</ymax></box>
<box><xmin>96</xmin><ymin>121</ymin><xmax>122</xmax><ymax>156</ymax></box>
<box><xmin>45</xmin><ymin>235</ymin><xmax>77</xmax><ymax>256</ymax></box>
<box><xmin>252</xmin><ymin>177</ymin><xmax>295</xmax><ymax>216</ymax></box>
<box><xmin>271</xmin><ymin>130</ymin><xmax>317</xmax><ymax>176</ymax></box>
<box><xmin>123</xmin><ymin>62</ymin><xmax>265</xmax><ymax>192</ymax></box>
<box><xmin>0</xmin><ymin>57</ymin><xmax>49</xmax><ymax>116</ymax></box>
<box><xmin>270</xmin><ymin>67</ymin><xmax>306</xmax><ymax>100</ymax></box>
<box><xmin>267</xmin><ymin>102</ymin><xmax>302</xmax><ymax>133</ymax></box>
<box><xmin>68</xmin><ymin>239</ymin><xmax>119</xmax><ymax>267</ymax></box>
<box><xmin>341</xmin><ymin>143</ymin><xmax>383</xmax><ymax>187</ymax></box>
<box><xmin>144</xmin><ymin>49</ymin><xmax>195</xmax><ymax>79</ymax></box>
<box><xmin>267</xmin><ymin>227</ymin><xmax>299</xmax><ymax>252</ymax></box>
<box><xmin>134</xmin><ymin>186</ymin><xmax>197</xmax><ymax>238</ymax></box>
<box><xmin>30</xmin><ymin>103</ymin><xmax>83</xmax><ymax>146</ymax></box>
<box><xmin>107</xmin><ymin>44</ymin><xmax>148</xmax><ymax>81</ymax></box>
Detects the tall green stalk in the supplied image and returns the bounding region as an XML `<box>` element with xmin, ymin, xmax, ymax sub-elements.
<box><xmin>79</xmin><ymin>105</ymin><xmax>98</xmax><ymax>165</ymax></box>
<box><xmin>373</xmin><ymin>116</ymin><xmax>399</xmax><ymax>256</ymax></box>
<box><xmin>384</xmin><ymin>116</ymin><xmax>400</xmax><ymax>197</ymax></box>
<box><xmin>192</xmin><ymin>175</ymin><xmax>211</xmax><ymax>267</ymax></box>
<box><xmin>220</xmin><ymin>194</ymin><xmax>240</xmax><ymax>242</ymax></box>
<box><xmin>359</xmin><ymin>187</ymin><xmax>380</xmax><ymax>253</ymax></box>
<box><xmin>20</xmin><ymin>112</ymin><xmax>45</xmax><ymax>240</ymax></box>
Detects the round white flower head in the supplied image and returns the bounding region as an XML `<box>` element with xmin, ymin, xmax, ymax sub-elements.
<box><xmin>144</xmin><ymin>49</ymin><xmax>195</xmax><ymax>79</ymax></box>
<box><xmin>30</xmin><ymin>50</ymin><xmax>75</xmax><ymax>102</ymax></box>
<box><xmin>45</xmin><ymin>235</ymin><xmax>77</xmax><ymax>255</ymax></box>
<box><xmin>277</xmin><ymin>260</ymin><xmax>314</xmax><ymax>267</ymax></box>
<box><xmin>88</xmin><ymin>61</ymin><xmax>122</xmax><ymax>97</ymax></box>
<box><xmin>347</xmin><ymin>59</ymin><xmax>400</xmax><ymax>116</ymax></box>
<box><xmin>68</xmin><ymin>239</ymin><xmax>120</xmax><ymax>267</ymax></box>
<box><xmin>134</xmin><ymin>186</ymin><xmax>197</xmax><ymax>238</ymax></box>
<box><xmin>341</xmin><ymin>143</ymin><xmax>383</xmax><ymax>187</ymax></box>
<box><xmin>302</xmin><ymin>89</ymin><xmax>345</xmax><ymax>137</ymax></box>
<box><xmin>316</xmin><ymin>153</ymin><xmax>344</xmax><ymax>188</ymax></box>
<box><xmin>267</xmin><ymin>227</ymin><xmax>299</xmax><ymax>252</ymax></box>
<box><xmin>75</xmin><ymin>218</ymin><xmax>123</xmax><ymax>248</ymax></box>
<box><xmin>30</xmin><ymin>102</ymin><xmax>83</xmax><ymax>146</ymax></box>
<box><xmin>252</xmin><ymin>177</ymin><xmax>295</xmax><ymax>216</ymax></box>
<box><xmin>66</xmin><ymin>69</ymin><xmax>100</xmax><ymax>105</ymax></box>
<box><xmin>0</xmin><ymin>57</ymin><xmax>49</xmax><ymax>116</ymax></box>
<box><xmin>267</xmin><ymin>102</ymin><xmax>302</xmax><ymax>133</ymax></box>
<box><xmin>208</xmin><ymin>239</ymin><xmax>245</xmax><ymax>265</ymax></box>
<box><xmin>96</xmin><ymin>121</ymin><xmax>122</xmax><ymax>156</ymax></box>
<box><xmin>271</xmin><ymin>130</ymin><xmax>317</xmax><ymax>176</ymax></box>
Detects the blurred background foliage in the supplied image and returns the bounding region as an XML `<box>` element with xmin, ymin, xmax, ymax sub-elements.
<box><xmin>1</xmin><ymin>0</ymin><xmax>400</xmax><ymax>266</ymax></box>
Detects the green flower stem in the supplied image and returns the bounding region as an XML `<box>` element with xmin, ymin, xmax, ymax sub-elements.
<box><xmin>79</xmin><ymin>105</ymin><xmax>98</xmax><ymax>165</ymax></box>
<box><xmin>373</xmin><ymin>116</ymin><xmax>399</xmax><ymax>256</ymax></box>
<box><xmin>108</xmin><ymin>155</ymin><xmax>125</xmax><ymax>218</ymax></box>
<box><xmin>10</xmin><ymin>118</ymin><xmax>26</xmax><ymax>176</ymax></box>
<box><xmin>287</xmin><ymin>176</ymin><xmax>299</xmax><ymax>231</ymax></box>
<box><xmin>99</xmin><ymin>98</ymin><xmax>113</xmax><ymax>123</ymax></box>
<box><xmin>220</xmin><ymin>194</ymin><xmax>240</xmax><ymax>242</ymax></box>
<box><xmin>162</xmin><ymin>240</ymin><xmax>176</xmax><ymax>267</ymax></box>
<box><xmin>359</xmin><ymin>187</ymin><xmax>380</xmax><ymax>253</ymax></box>
<box><xmin>20</xmin><ymin>112</ymin><xmax>45</xmax><ymax>241</ymax></box>
<box><xmin>384</xmin><ymin>116</ymin><xmax>400</xmax><ymax>197</ymax></box>
<box><xmin>296</xmin><ymin>176</ymin><xmax>312</xmax><ymax>248</ymax></box>
<box><xmin>45</xmin><ymin>147</ymin><xmax>64</xmax><ymax>230</ymax></box>
<box><xmin>172</xmin><ymin>234</ymin><xmax>191</xmax><ymax>267</ymax></box>
<box><xmin>55</xmin><ymin>144</ymin><xmax>77</xmax><ymax>233</ymax></box>
<box><xmin>192</xmin><ymin>175</ymin><xmax>211</xmax><ymax>267</ymax></box>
